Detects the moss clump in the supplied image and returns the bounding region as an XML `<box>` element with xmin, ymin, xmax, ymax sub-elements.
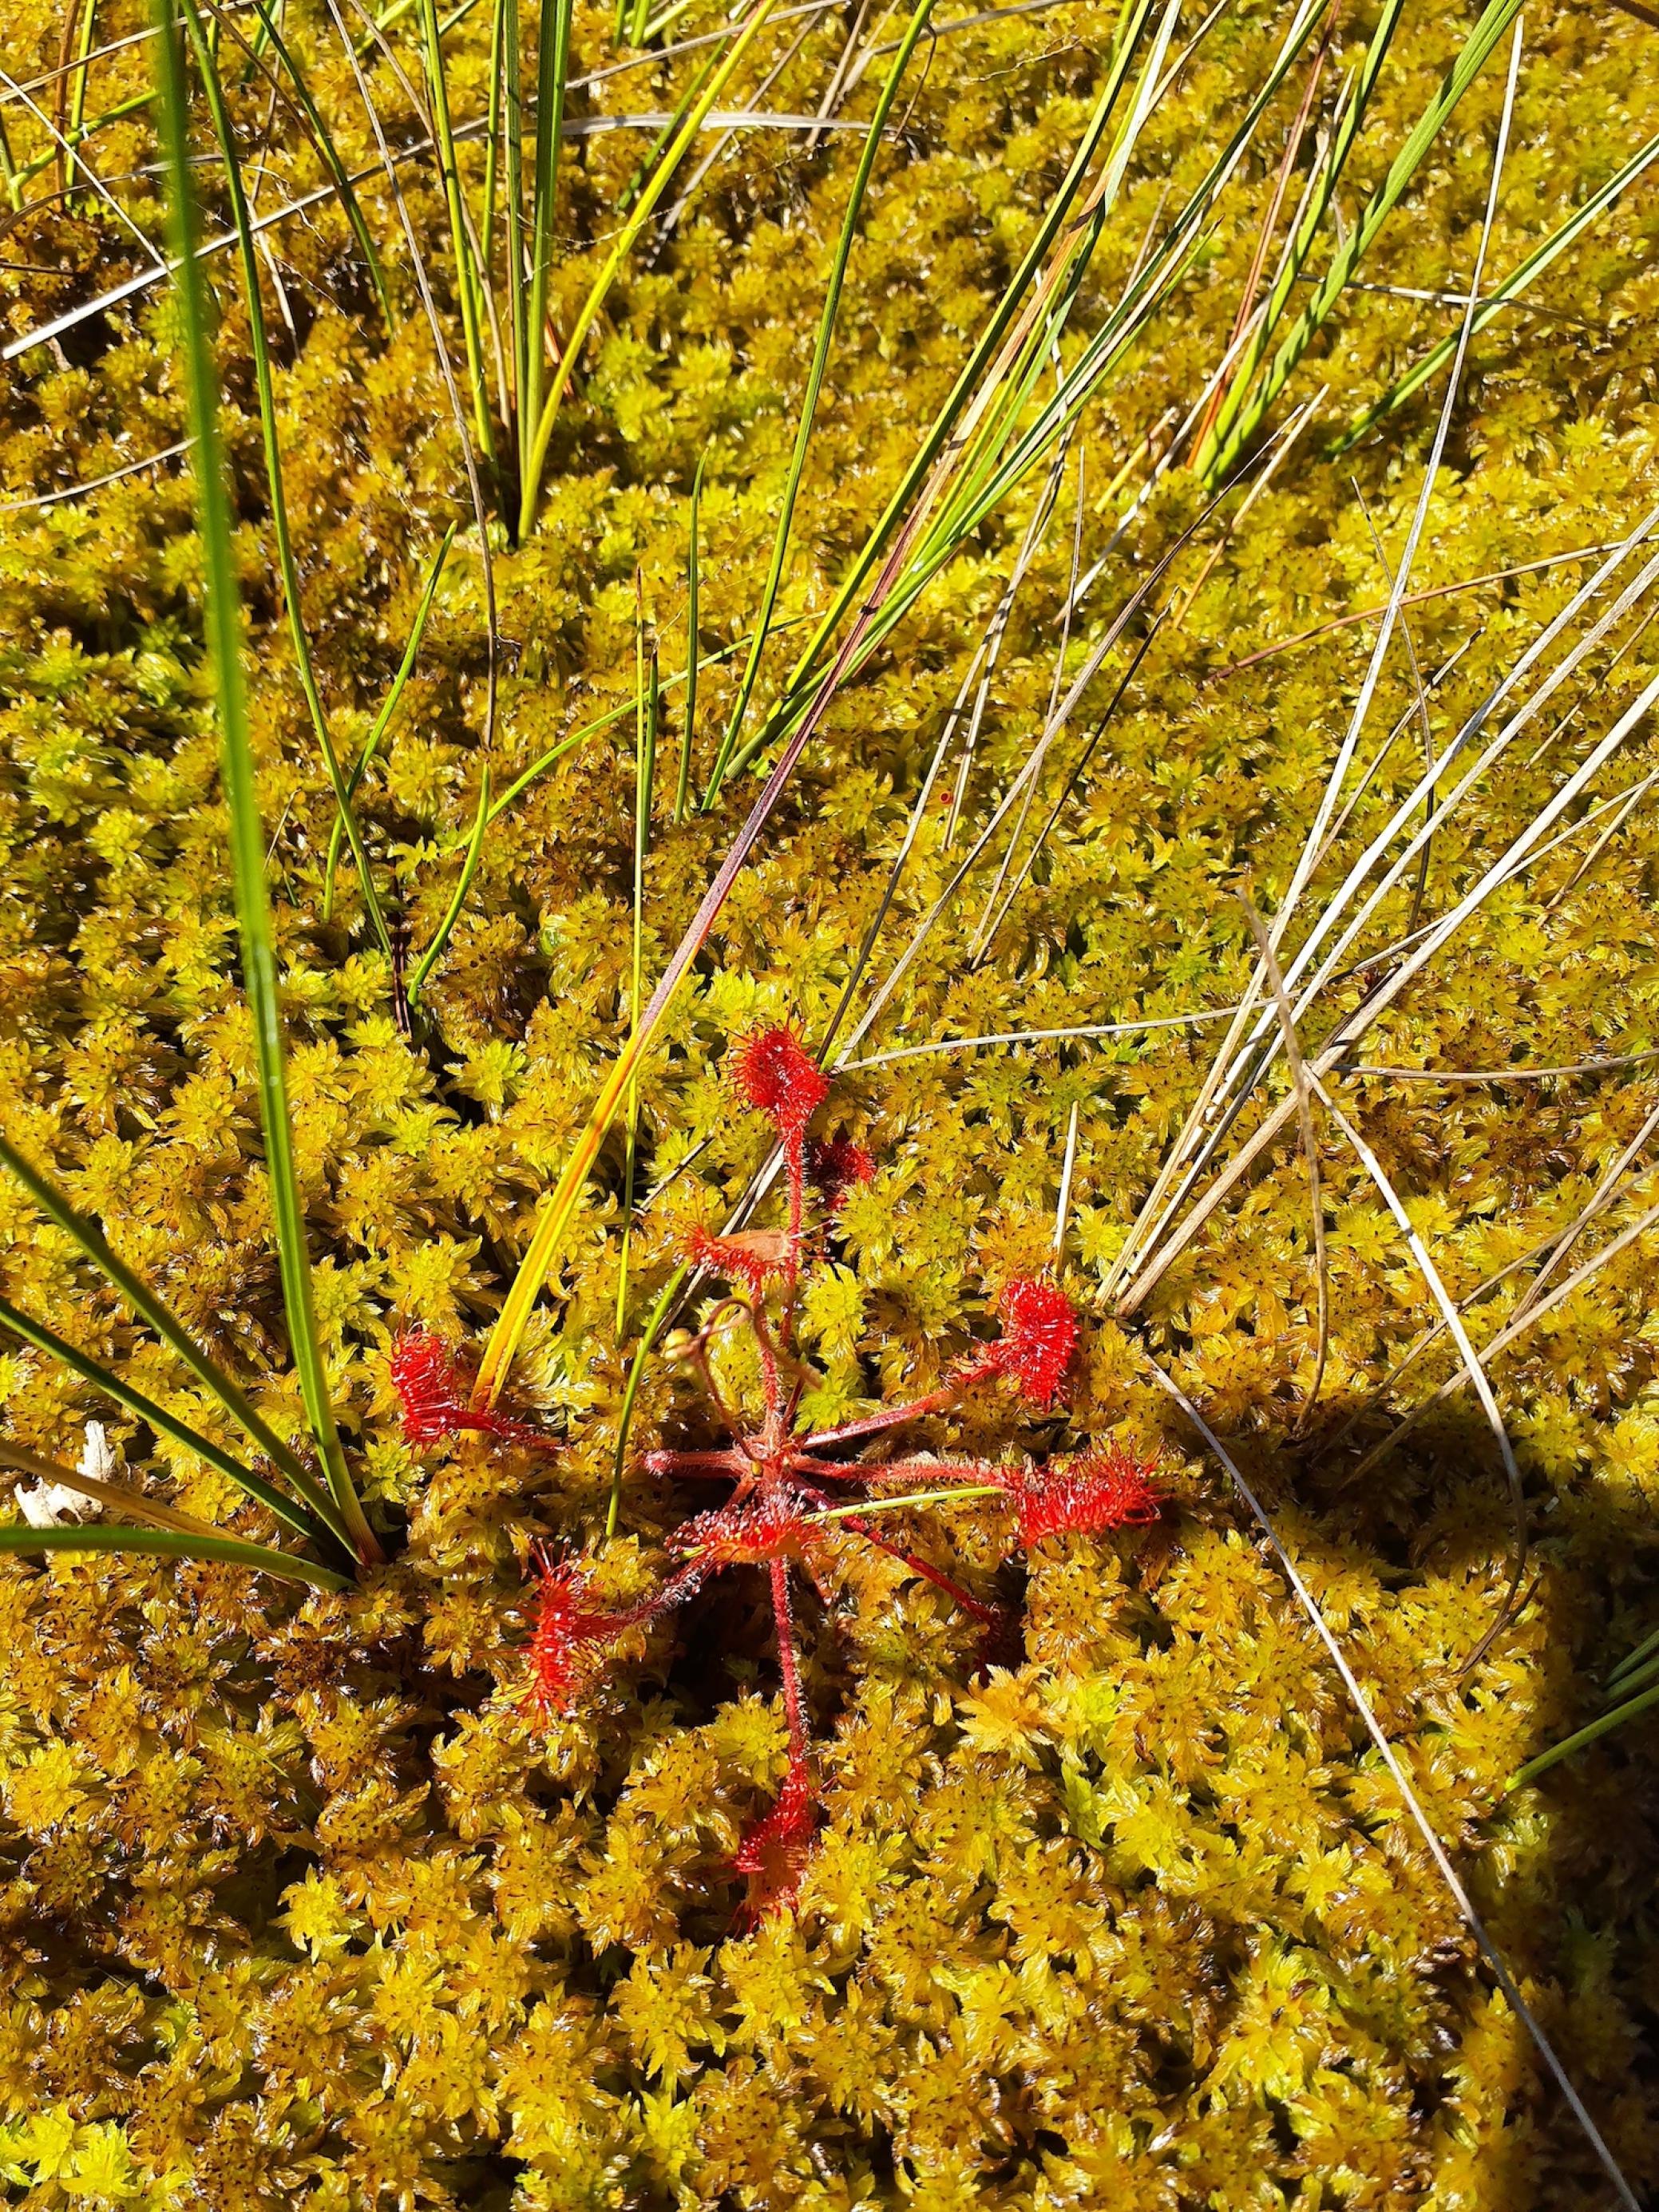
<box><xmin>3</xmin><ymin>0</ymin><xmax>1659</xmax><ymax>2202</ymax></box>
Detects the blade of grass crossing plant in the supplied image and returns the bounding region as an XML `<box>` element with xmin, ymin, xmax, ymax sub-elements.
<box><xmin>1608</xmin><ymin>1626</ymin><xmax>1659</xmax><ymax>1692</ymax></box>
<box><xmin>1205</xmin><ymin>0</ymin><xmax>1526</xmax><ymax>481</ymax></box>
<box><xmin>0</xmin><ymin>1130</ymin><xmax>345</xmax><ymax>1537</ymax></box>
<box><xmin>675</xmin><ymin>449</ymin><xmax>707</xmax><ymax>824</ymax></box>
<box><xmin>701</xmin><ymin>0</ymin><xmax>939</xmax><ymax>805</ymax></box>
<box><xmin>617</xmin><ymin>596</ymin><xmax>658</xmax><ymax>1335</ymax></box>
<box><xmin>1600</xmin><ymin>1648</ymin><xmax>1659</xmax><ymax>1705</ymax></box>
<box><xmin>155</xmin><ymin>3</ymin><xmax>378</xmax><ymax>1565</ymax></box>
<box><xmin>1336</xmin><ymin>129</ymin><xmax>1659</xmax><ymax>453</ymax></box>
<box><xmin>517</xmin><ymin>0</ymin><xmax>787</xmax><ymax>538</ymax></box>
<box><xmin>0</xmin><ymin>1522</ymin><xmax>350</xmax><ymax>1593</ymax></box>
<box><xmin>324</xmin><ymin>523</ymin><xmax>455</xmax><ymax>920</ymax></box>
<box><xmin>523</xmin><ymin>0</ymin><xmax>575</xmax><ymax>495</ymax></box>
<box><xmin>608</xmin><ymin>1259</ymin><xmax>687</xmax><ymax>1538</ymax></box>
<box><xmin>242</xmin><ymin>0</ymin><xmax>394</xmax><ymax>322</ymax></box>
<box><xmin>409</xmin><ymin>763</ymin><xmax>492</xmax><ymax>999</ymax></box>
<box><xmin>418</xmin><ymin>0</ymin><xmax>498</xmax><ymax>471</ymax></box>
<box><xmin>1510</xmin><ymin>1680</ymin><xmax>1659</xmax><ymax>1790</ymax></box>
<box><xmin>622</xmin><ymin>43</ymin><xmax>724</xmax><ymax>216</ymax></box>
<box><xmin>0</xmin><ymin>1292</ymin><xmax>334</xmax><ymax>1548</ymax></box>
<box><xmin>180</xmin><ymin>0</ymin><xmax>395</xmax><ymax>977</ymax></box>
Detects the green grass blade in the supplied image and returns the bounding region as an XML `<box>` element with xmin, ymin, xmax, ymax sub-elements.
<box><xmin>1509</xmin><ymin>1678</ymin><xmax>1659</xmax><ymax>1791</ymax></box>
<box><xmin>181</xmin><ymin>0</ymin><xmax>396</xmax><ymax>977</ymax></box>
<box><xmin>0</xmin><ymin>1128</ymin><xmax>346</xmax><ymax>1538</ymax></box>
<box><xmin>240</xmin><ymin>0</ymin><xmax>395</xmax><ymax>323</ymax></box>
<box><xmin>517</xmin><ymin>0</ymin><xmax>786</xmax><ymax>539</ymax></box>
<box><xmin>616</xmin><ymin>601</ymin><xmax>658</xmax><ymax>1335</ymax></box>
<box><xmin>1194</xmin><ymin>0</ymin><xmax>1406</xmax><ymax>479</ymax></box>
<box><xmin>325</xmin><ymin>522</ymin><xmax>456</xmax><ymax>921</ymax></box>
<box><xmin>700</xmin><ymin>0</ymin><xmax>940</xmax><ymax>807</ymax></box>
<box><xmin>719</xmin><ymin>0</ymin><xmax>1162</xmax><ymax>762</ymax></box>
<box><xmin>1606</xmin><ymin>1624</ymin><xmax>1659</xmax><ymax>1692</ymax></box>
<box><xmin>1602</xmin><ymin>1650</ymin><xmax>1659</xmax><ymax>1705</ymax></box>
<box><xmin>154</xmin><ymin>1</ymin><xmax>378</xmax><ymax>1566</ymax></box>
<box><xmin>523</xmin><ymin>0</ymin><xmax>575</xmax><ymax>496</ymax></box>
<box><xmin>1204</xmin><ymin>0</ymin><xmax>1525</xmax><ymax>482</ymax></box>
<box><xmin>0</xmin><ymin>1522</ymin><xmax>350</xmax><ymax>1593</ymax></box>
<box><xmin>675</xmin><ymin>449</ymin><xmax>707</xmax><ymax>824</ymax></box>
<box><xmin>607</xmin><ymin>1259</ymin><xmax>687</xmax><ymax>1540</ymax></box>
<box><xmin>418</xmin><ymin>0</ymin><xmax>500</xmax><ymax>472</ymax></box>
<box><xmin>408</xmin><ymin>763</ymin><xmax>493</xmax><ymax>999</ymax></box>
<box><xmin>0</xmin><ymin>1292</ymin><xmax>332</xmax><ymax>1548</ymax></box>
<box><xmin>1335</xmin><ymin>129</ymin><xmax>1659</xmax><ymax>454</ymax></box>
<box><xmin>484</xmin><ymin>619</ymin><xmax>802</xmax><ymax>829</ymax></box>
<box><xmin>616</xmin><ymin>41</ymin><xmax>723</xmax><ymax>217</ymax></box>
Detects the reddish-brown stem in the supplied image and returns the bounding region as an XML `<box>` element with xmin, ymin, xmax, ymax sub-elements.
<box><xmin>781</xmin><ymin>1131</ymin><xmax>806</xmax><ymax>1328</ymax></box>
<box><xmin>748</xmin><ymin>1299</ymin><xmax>787</xmax><ymax>1427</ymax></box>
<box><xmin>854</xmin><ymin>1456</ymin><xmax>1008</xmax><ymax>1489</ymax></box>
<box><xmin>769</xmin><ymin>1559</ymin><xmax>809</xmax><ymax>1764</ymax></box>
<box><xmin>644</xmin><ymin>1448</ymin><xmax>750</xmax><ymax>1479</ymax></box>
<box><xmin>837</xmin><ymin>1513</ymin><xmax>1002</xmax><ymax>1626</ymax></box>
<box><xmin>799</xmin><ymin>1356</ymin><xmax>996</xmax><ymax>1450</ymax></box>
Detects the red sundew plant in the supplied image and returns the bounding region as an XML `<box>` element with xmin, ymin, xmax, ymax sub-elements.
<box><xmin>497</xmin><ymin>1026</ymin><xmax>1163</xmax><ymax>1921</ymax></box>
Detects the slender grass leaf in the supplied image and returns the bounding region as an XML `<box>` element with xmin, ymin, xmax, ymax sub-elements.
<box><xmin>517</xmin><ymin>0</ymin><xmax>786</xmax><ymax>537</ymax></box>
<box><xmin>0</xmin><ymin>1521</ymin><xmax>350</xmax><ymax>1592</ymax></box>
<box><xmin>1336</xmin><ymin>129</ymin><xmax>1659</xmax><ymax>453</ymax></box>
<box><xmin>675</xmin><ymin>448</ymin><xmax>707</xmax><ymax>823</ymax></box>
<box><xmin>0</xmin><ymin>1128</ymin><xmax>347</xmax><ymax>1543</ymax></box>
<box><xmin>0</xmin><ymin>1292</ymin><xmax>331</xmax><ymax>1546</ymax></box>
<box><xmin>701</xmin><ymin>0</ymin><xmax>940</xmax><ymax>806</ymax></box>
<box><xmin>325</xmin><ymin>521</ymin><xmax>456</xmax><ymax>920</ymax></box>
<box><xmin>154</xmin><ymin>2</ymin><xmax>378</xmax><ymax>1565</ymax></box>
<box><xmin>181</xmin><ymin>0</ymin><xmax>396</xmax><ymax>976</ymax></box>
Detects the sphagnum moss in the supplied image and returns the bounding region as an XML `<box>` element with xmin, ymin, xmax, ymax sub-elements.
<box><xmin>2</xmin><ymin>0</ymin><xmax>1659</xmax><ymax>2203</ymax></box>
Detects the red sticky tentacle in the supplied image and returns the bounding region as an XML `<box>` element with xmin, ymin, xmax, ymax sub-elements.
<box><xmin>643</xmin><ymin>1448</ymin><xmax>750</xmax><ymax>1480</ymax></box>
<box><xmin>796</xmin><ymin>1282</ymin><xmax>1079</xmax><ymax>1453</ymax></box>
<box><xmin>392</xmin><ymin>1329</ymin><xmax>554</xmax><ymax>1452</ymax></box>
<box><xmin>836</xmin><ymin>1512</ymin><xmax>1003</xmax><ymax>1628</ymax></box>
<box><xmin>1005</xmin><ymin>1446</ymin><xmax>1162</xmax><ymax>1546</ymax></box>
<box><xmin>732</xmin><ymin>1027</ymin><xmax>829</xmax><ymax>1142</ymax></box>
<box><xmin>686</xmin><ymin>1225</ymin><xmax>792</xmax><ymax>1298</ymax></box>
<box><xmin>985</xmin><ymin>1277</ymin><xmax>1079</xmax><ymax>1408</ymax></box>
<box><xmin>521</xmin><ymin>1549</ymin><xmax>711</xmax><ymax>1720</ymax></box>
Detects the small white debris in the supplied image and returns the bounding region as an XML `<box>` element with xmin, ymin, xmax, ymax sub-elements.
<box><xmin>13</xmin><ymin>1422</ymin><xmax>109</xmax><ymax>1529</ymax></box>
<box><xmin>79</xmin><ymin>1421</ymin><xmax>115</xmax><ymax>1485</ymax></box>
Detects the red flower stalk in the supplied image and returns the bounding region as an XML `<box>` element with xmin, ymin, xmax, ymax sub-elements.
<box><xmin>1005</xmin><ymin>1446</ymin><xmax>1162</xmax><ymax>1546</ymax></box>
<box><xmin>390</xmin><ymin>1329</ymin><xmax>552</xmax><ymax>1452</ymax></box>
<box><xmin>510</xmin><ymin>1029</ymin><xmax>1158</xmax><ymax>1918</ymax></box>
